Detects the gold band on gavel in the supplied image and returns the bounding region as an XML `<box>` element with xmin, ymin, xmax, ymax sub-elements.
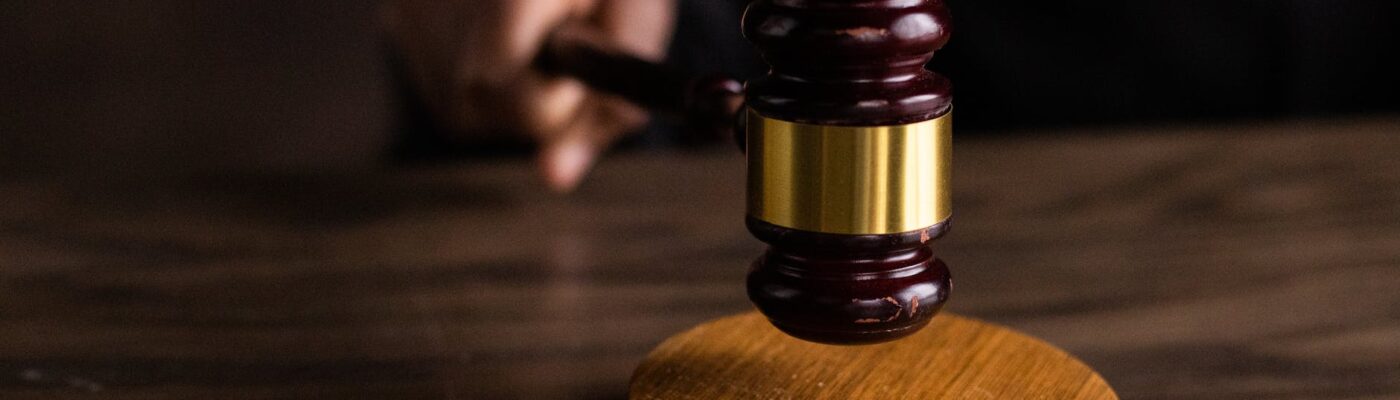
<box><xmin>746</xmin><ymin>109</ymin><xmax>952</xmax><ymax>235</ymax></box>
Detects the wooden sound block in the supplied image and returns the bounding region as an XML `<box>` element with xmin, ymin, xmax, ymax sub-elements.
<box><xmin>631</xmin><ymin>312</ymin><xmax>1117</xmax><ymax>399</ymax></box>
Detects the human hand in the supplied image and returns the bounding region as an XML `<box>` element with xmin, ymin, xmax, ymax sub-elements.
<box><xmin>383</xmin><ymin>0</ymin><xmax>676</xmax><ymax>192</ymax></box>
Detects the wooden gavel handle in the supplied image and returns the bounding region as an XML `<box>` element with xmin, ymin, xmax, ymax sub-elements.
<box><xmin>536</xmin><ymin>23</ymin><xmax>744</xmax><ymax>142</ymax></box>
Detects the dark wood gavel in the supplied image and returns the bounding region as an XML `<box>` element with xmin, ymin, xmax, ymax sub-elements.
<box><xmin>538</xmin><ymin>0</ymin><xmax>955</xmax><ymax>345</ymax></box>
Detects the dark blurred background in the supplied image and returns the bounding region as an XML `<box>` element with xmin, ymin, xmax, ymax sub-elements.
<box><xmin>3</xmin><ymin>0</ymin><xmax>1398</xmax><ymax>177</ymax></box>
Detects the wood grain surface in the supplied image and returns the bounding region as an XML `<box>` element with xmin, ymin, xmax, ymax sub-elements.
<box><xmin>631</xmin><ymin>312</ymin><xmax>1116</xmax><ymax>399</ymax></box>
<box><xmin>3</xmin><ymin>116</ymin><xmax>1399</xmax><ymax>399</ymax></box>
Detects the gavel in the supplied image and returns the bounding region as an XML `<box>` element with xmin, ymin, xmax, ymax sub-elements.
<box><xmin>539</xmin><ymin>0</ymin><xmax>954</xmax><ymax>345</ymax></box>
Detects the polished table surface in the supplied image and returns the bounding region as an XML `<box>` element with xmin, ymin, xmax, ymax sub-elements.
<box><xmin>3</xmin><ymin>116</ymin><xmax>1399</xmax><ymax>399</ymax></box>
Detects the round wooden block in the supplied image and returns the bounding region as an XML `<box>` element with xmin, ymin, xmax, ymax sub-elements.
<box><xmin>631</xmin><ymin>312</ymin><xmax>1117</xmax><ymax>399</ymax></box>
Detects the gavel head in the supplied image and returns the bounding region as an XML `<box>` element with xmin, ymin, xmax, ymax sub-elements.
<box><xmin>741</xmin><ymin>0</ymin><xmax>955</xmax><ymax>345</ymax></box>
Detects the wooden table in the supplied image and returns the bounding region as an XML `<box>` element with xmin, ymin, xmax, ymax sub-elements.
<box><xmin>3</xmin><ymin>116</ymin><xmax>1399</xmax><ymax>399</ymax></box>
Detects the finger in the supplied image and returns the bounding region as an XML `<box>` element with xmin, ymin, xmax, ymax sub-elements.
<box><xmin>537</xmin><ymin>94</ymin><xmax>648</xmax><ymax>192</ymax></box>
<box><xmin>524</xmin><ymin>0</ymin><xmax>673</xmax><ymax>137</ymax></box>
<box><xmin>385</xmin><ymin>0</ymin><xmax>586</xmax><ymax>135</ymax></box>
<box><xmin>457</xmin><ymin>0</ymin><xmax>596</xmax><ymax>136</ymax></box>
<box><xmin>537</xmin><ymin>132</ymin><xmax>596</xmax><ymax>193</ymax></box>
